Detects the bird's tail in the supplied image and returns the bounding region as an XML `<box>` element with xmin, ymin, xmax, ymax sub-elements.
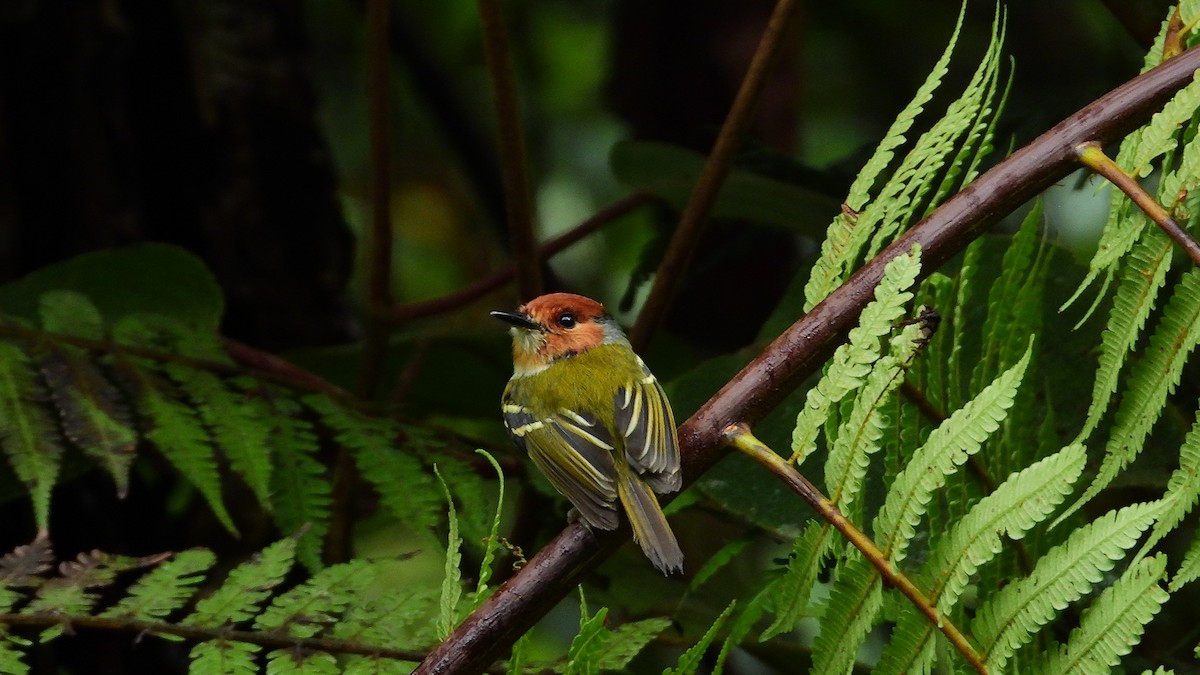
<box><xmin>616</xmin><ymin>463</ymin><xmax>683</xmax><ymax>575</ymax></box>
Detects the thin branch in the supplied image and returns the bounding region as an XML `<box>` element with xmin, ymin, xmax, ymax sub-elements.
<box><xmin>724</xmin><ymin>423</ymin><xmax>987</xmax><ymax>674</ymax></box>
<box><xmin>0</xmin><ymin>612</ymin><xmax>432</xmax><ymax>665</ymax></box>
<box><xmin>628</xmin><ymin>0</ymin><xmax>801</xmax><ymax>351</ymax></box>
<box><xmin>387</xmin><ymin>193</ymin><xmax>651</xmax><ymax>323</ymax></box>
<box><xmin>415</xmin><ymin>42</ymin><xmax>1200</xmax><ymax>675</ymax></box>
<box><xmin>478</xmin><ymin>0</ymin><xmax>541</xmax><ymax>300</ymax></box>
<box><xmin>1075</xmin><ymin>141</ymin><xmax>1200</xmax><ymax>267</ymax></box>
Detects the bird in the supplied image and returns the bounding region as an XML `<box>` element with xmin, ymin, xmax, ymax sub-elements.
<box><xmin>491</xmin><ymin>292</ymin><xmax>684</xmax><ymax>574</ymax></box>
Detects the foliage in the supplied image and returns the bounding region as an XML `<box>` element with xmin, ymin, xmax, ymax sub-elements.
<box><xmin>0</xmin><ymin>2</ymin><xmax>1199</xmax><ymax>674</ymax></box>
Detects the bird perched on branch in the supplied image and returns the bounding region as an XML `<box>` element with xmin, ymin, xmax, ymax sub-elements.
<box><xmin>491</xmin><ymin>293</ymin><xmax>683</xmax><ymax>574</ymax></box>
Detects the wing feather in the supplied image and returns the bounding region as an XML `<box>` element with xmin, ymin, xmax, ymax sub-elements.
<box><xmin>614</xmin><ymin>359</ymin><xmax>681</xmax><ymax>494</ymax></box>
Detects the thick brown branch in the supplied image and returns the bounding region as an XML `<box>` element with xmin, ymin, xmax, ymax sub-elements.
<box><xmin>415</xmin><ymin>44</ymin><xmax>1200</xmax><ymax>675</ymax></box>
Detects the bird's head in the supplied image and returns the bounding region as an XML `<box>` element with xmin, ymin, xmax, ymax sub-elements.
<box><xmin>491</xmin><ymin>293</ymin><xmax>626</xmax><ymax>376</ymax></box>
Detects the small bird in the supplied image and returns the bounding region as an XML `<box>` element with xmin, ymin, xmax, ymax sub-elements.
<box><xmin>491</xmin><ymin>293</ymin><xmax>684</xmax><ymax>574</ymax></box>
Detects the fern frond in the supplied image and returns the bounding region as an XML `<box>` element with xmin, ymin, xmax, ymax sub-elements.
<box><xmin>597</xmin><ymin>618</ymin><xmax>672</xmax><ymax>672</ymax></box>
<box><xmin>188</xmin><ymin>640</ymin><xmax>259</xmax><ymax>675</ymax></box>
<box><xmin>792</xmin><ymin>247</ymin><xmax>922</xmax><ymax>465</ymax></box>
<box><xmin>21</xmin><ymin>551</ymin><xmax>140</xmax><ymax>640</ymax></box>
<box><xmin>566</xmin><ymin>605</ymin><xmax>609</xmax><ymax>675</ymax></box>
<box><xmin>185</xmin><ymin>536</ymin><xmax>297</xmax><ymax>627</ymax></box>
<box><xmin>874</xmin><ymin>340</ymin><xmax>1032</xmax><ymax>563</ymax></box>
<box><xmin>37</xmin><ymin>290</ymin><xmax>104</xmax><ymax>339</ymax></box>
<box><xmin>261</xmin><ymin>395</ymin><xmax>330</xmax><ymax>572</ymax></box>
<box><xmin>254</xmin><ymin>559</ymin><xmax>375</xmax><ymax>639</ymax></box>
<box><xmin>875</xmin><ymin>444</ymin><xmax>1086</xmax><ymax>675</ymax></box>
<box><xmin>264</xmin><ymin>648</ymin><xmax>337</xmax><ymax>674</ymax></box>
<box><xmin>665</xmin><ymin>600</ymin><xmax>736</xmax><ymax>675</ymax></box>
<box><xmin>1129</xmin><ymin>74</ymin><xmax>1200</xmax><ymax>177</ymax></box>
<box><xmin>0</xmin><ymin>639</ymin><xmax>28</xmax><ymax>675</ymax></box>
<box><xmin>473</xmin><ymin>449</ymin><xmax>506</xmax><ymax>595</ymax></box>
<box><xmin>334</xmin><ymin>586</ymin><xmax>438</xmax><ymax>651</ymax></box>
<box><xmin>99</xmin><ymin>549</ymin><xmax>215</xmax><ymax>622</ymax></box>
<box><xmin>1033</xmin><ymin>553</ymin><xmax>1168</xmax><ymax>675</ymax></box>
<box><xmin>169</xmin><ymin>370</ymin><xmax>272</xmax><ymax>509</ymax></box>
<box><xmin>972</xmin><ymin>500</ymin><xmax>1161</xmax><ymax>672</ymax></box>
<box><xmin>435</xmin><ymin>465</ymin><xmax>463</xmax><ymax>641</ymax></box>
<box><xmin>1076</xmin><ymin>230</ymin><xmax>1174</xmax><ymax>441</ymax></box>
<box><xmin>802</xmin><ymin>6</ymin><xmax>964</xmax><ymax>311</ymax></box>
<box><xmin>1139</xmin><ymin>408</ymin><xmax>1200</xmax><ymax>558</ymax></box>
<box><xmin>1171</xmin><ymin>527</ymin><xmax>1200</xmax><ymax>591</ymax></box>
<box><xmin>1064</xmin><ymin>269</ymin><xmax>1200</xmax><ymax>520</ymax></box>
<box><xmin>305</xmin><ymin>395</ymin><xmax>440</xmax><ymax>532</ymax></box>
<box><xmin>0</xmin><ymin>342</ymin><xmax>63</xmax><ymax>534</ymax></box>
<box><xmin>760</xmin><ymin>521</ymin><xmax>833</xmax><ymax>641</ymax></box>
<box><xmin>810</xmin><ymin>556</ymin><xmax>882</xmax><ymax>675</ymax></box>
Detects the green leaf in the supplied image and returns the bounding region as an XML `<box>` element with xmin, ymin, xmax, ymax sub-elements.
<box><xmin>1033</xmin><ymin>553</ymin><xmax>1168</xmax><ymax>675</ymax></box>
<box><xmin>254</xmin><ymin>559</ymin><xmax>377</xmax><ymax>639</ymax></box>
<box><xmin>810</xmin><ymin>556</ymin><xmax>882</xmax><ymax>675</ymax></box>
<box><xmin>759</xmin><ymin>521</ymin><xmax>832</xmax><ymax>641</ymax></box>
<box><xmin>973</xmin><ymin>500</ymin><xmax>1161</xmax><ymax>672</ymax></box>
<box><xmin>473</xmin><ymin>449</ymin><xmax>506</xmax><ymax>595</ymax></box>
<box><xmin>264</xmin><ymin>649</ymin><xmax>338</xmax><ymax>674</ymax></box>
<box><xmin>185</xmin><ymin>537</ymin><xmax>297</xmax><ymax>627</ymax></box>
<box><xmin>596</xmin><ymin>617</ymin><xmax>671</xmax><ymax>671</ymax></box>
<box><xmin>565</xmin><ymin>606</ymin><xmax>609</xmax><ymax>675</ymax></box>
<box><xmin>100</xmin><ymin>549</ymin><xmax>216</xmax><ymax>622</ymax></box>
<box><xmin>664</xmin><ymin>601</ymin><xmax>736</xmax><ymax>675</ymax></box>
<box><xmin>189</xmin><ymin>640</ymin><xmax>259</xmax><ymax>675</ymax></box>
<box><xmin>435</xmin><ymin>464</ymin><xmax>463</xmax><ymax>640</ymax></box>
<box><xmin>1139</xmin><ymin>407</ymin><xmax>1200</xmax><ymax>559</ymax></box>
<box><xmin>792</xmin><ymin>246</ymin><xmax>922</xmax><ymax>466</ymax></box>
<box><xmin>0</xmin><ymin>342</ymin><xmax>63</xmax><ymax>534</ymax></box>
<box><xmin>0</xmin><ymin>244</ymin><xmax>223</xmax><ymax>332</ymax></box>
<box><xmin>262</xmin><ymin>396</ymin><xmax>330</xmax><ymax>572</ymax></box>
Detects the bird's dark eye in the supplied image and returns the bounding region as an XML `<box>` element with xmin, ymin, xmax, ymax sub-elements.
<box><xmin>557</xmin><ymin>312</ymin><xmax>577</xmax><ymax>329</ymax></box>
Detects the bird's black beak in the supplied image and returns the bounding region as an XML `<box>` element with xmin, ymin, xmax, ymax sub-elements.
<box><xmin>490</xmin><ymin>309</ymin><xmax>541</xmax><ymax>331</ymax></box>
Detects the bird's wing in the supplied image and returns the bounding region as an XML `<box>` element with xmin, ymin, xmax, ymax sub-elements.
<box><xmin>503</xmin><ymin>401</ymin><xmax>621</xmax><ymax>530</ymax></box>
<box><xmin>613</xmin><ymin>356</ymin><xmax>681</xmax><ymax>494</ymax></box>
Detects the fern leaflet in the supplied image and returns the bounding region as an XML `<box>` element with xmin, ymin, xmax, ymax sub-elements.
<box><xmin>100</xmin><ymin>549</ymin><xmax>216</xmax><ymax>622</ymax></box>
<box><xmin>0</xmin><ymin>342</ymin><xmax>63</xmax><ymax>534</ymax></box>
<box><xmin>185</xmin><ymin>536</ymin><xmax>297</xmax><ymax>627</ymax></box>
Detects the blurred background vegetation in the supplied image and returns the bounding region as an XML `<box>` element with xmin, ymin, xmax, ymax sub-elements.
<box><xmin>0</xmin><ymin>0</ymin><xmax>1183</xmax><ymax>671</ymax></box>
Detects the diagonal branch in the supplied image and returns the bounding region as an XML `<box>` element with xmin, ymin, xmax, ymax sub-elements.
<box><xmin>415</xmin><ymin>44</ymin><xmax>1200</xmax><ymax>675</ymax></box>
<box><xmin>725</xmin><ymin>423</ymin><xmax>986</xmax><ymax>674</ymax></box>
<box><xmin>628</xmin><ymin>0</ymin><xmax>801</xmax><ymax>351</ymax></box>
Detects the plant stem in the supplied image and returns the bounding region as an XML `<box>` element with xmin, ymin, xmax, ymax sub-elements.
<box><xmin>387</xmin><ymin>193</ymin><xmax>651</xmax><ymax>323</ymax></box>
<box><xmin>1075</xmin><ymin>141</ymin><xmax>1200</xmax><ymax>268</ymax></box>
<box><xmin>628</xmin><ymin>0</ymin><xmax>800</xmax><ymax>351</ymax></box>
<box><xmin>478</xmin><ymin>0</ymin><xmax>541</xmax><ymax>301</ymax></box>
<box><xmin>724</xmin><ymin>423</ymin><xmax>987</xmax><ymax>675</ymax></box>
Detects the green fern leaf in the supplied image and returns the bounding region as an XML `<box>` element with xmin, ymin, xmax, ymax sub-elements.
<box><xmin>825</xmin><ymin>322</ymin><xmax>924</xmax><ymax>513</ymax></box>
<box><xmin>792</xmin><ymin>246</ymin><xmax>922</xmax><ymax>465</ymax></box>
<box><xmin>689</xmin><ymin>536</ymin><xmax>751</xmax><ymax>594</ymax></box>
<box><xmin>1140</xmin><ymin>408</ymin><xmax>1200</xmax><ymax>558</ymax></box>
<box><xmin>665</xmin><ymin>600</ymin><xmax>736</xmax><ymax>675</ymax></box>
<box><xmin>100</xmin><ymin>549</ymin><xmax>216</xmax><ymax>622</ymax></box>
<box><xmin>972</xmin><ymin>500</ymin><xmax>1161</xmax><ymax>672</ymax></box>
<box><xmin>0</xmin><ymin>638</ymin><xmax>29</xmax><ymax>675</ymax></box>
<box><xmin>139</xmin><ymin>381</ymin><xmax>237</xmax><ymax>535</ymax></box>
<box><xmin>305</xmin><ymin>395</ymin><xmax>439</xmax><ymax>532</ymax></box>
<box><xmin>0</xmin><ymin>342</ymin><xmax>63</xmax><ymax>534</ymax></box>
<box><xmin>1064</xmin><ymin>269</ymin><xmax>1200</xmax><ymax>520</ymax></box>
<box><xmin>1129</xmin><ymin>74</ymin><xmax>1200</xmax><ymax>177</ymax></box>
<box><xmin>38</xmin><ymin>348</ymin><xmax>136</xmax><ymax>498</ymax></box>
<box><xmin>473</xmin><ymin>449</ymin><xmax>505</xmax><ymax>595</ymax></box>
<box><xmin>168</xmin><ymin>370</ymin><xmax>272</xmax><ymax>509</ymax></box>
<box><xmin>185</xmin><ymin>537</ymin><xmax>297</xmax><ymax>627</ymax></box>
<box><xmin>334</xmin><ymin>586</ymin><xmax>438</xmax><ymax>651</ymax></box>
<box><xmin>875</xmin><ymin>340</ymin><xmax>1031</xmax><ymax>563</ymax></box>
<box><xmin>189</xmin><ymin>640</ymin><xmax>259</xmax><ymax>675</ymax></box>
<box><xmin>264</xmin><ymin>649</ymin><xmax>337</xmax><ymax>674</ymax></box>
<box><xmin>254</xmin><ymin>559</ymin><xmax>376</xmax><ymax>639</ymax></box>
<box><xmin>22</xmin><ymin>551</ymin><xmax>140</xmax><ymax>640</ymax></box>
<box><xmin>342</xmin><ymin>657</ymin><xmax>412</xmax><ymax>675</ymax></box>
<box><xmin>436</xmin><ymin>464</ymin><xmax>463</xmax><ymax>640</ymax></box>
<box><xmin>261</xmin><ymin>395</ymin><xmax>330</xmax><ymax>572</ymax></box>
<box><xmin>760</xmin><ymin>521</ymin><xmax>833</xmax><ymax>641</ymax></box>
<box><xmin>1076</xmin><ymin>230</ymin><xmax>1174</xmax><ymax>441</ymax></box>
<box><xmin>1033</xmin><ymin>553</ymin><xmax>1168</xmax><ymax>675</ymax></box>
<box><xmin>565</xmin><ymin>606</ymin><xmax>609</xmax><ymax>675</ymax></box>
<box><xmin>802</xmin><ymin>6</ymin><xmax>963</xmax><ymax>311</ymax></box>
<box><xmin>810</xmin><ymin>556</ymin><xmax>882</xmax><ymax>675</ymax></box>
<box><xmin>875</xmin><ymin>444</ymin><xmax>1086</xmax><ymax>675</ymax></box>
<box><xmin>37</xmin><ymin>290</ymin><xmax>104</xmax><ymax>339</ymax></box>
<box><xmin>596</xmin><ymin>617</ymin><xmax>671</xmax><ymax>671</ymax></box>
<box><xmin>1171</xmin><ymin>526</ymin><xmax>1200</xmax><ymax>591</ymax></box>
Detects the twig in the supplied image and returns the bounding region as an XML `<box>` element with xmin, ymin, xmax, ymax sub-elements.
<box><xmin>414</xmin><ymin>42</ymin><xmax>1200</xmax><ymax>675</ymax></box>
<box><xmin>724</xmin><ymin>423</ymin><xmax>987</xmax><ymax>674</ymax></box>
<box><xmin>387</xmin><ymin>193</ymin><xmax>651</xmax><ymax>323</ymax></box>
<box><xmin>477</xmin><ymin>0</ymin><xmax>541</xmax><ymax>300</ymax></box>
<box><xmin>628</xmin><ymin>0</ymin><xmax>800</xmax><ymax>351</ymax></box>
<box><xmin>1075</xmin><ymin>141</ymin><xmax>1200</xmax><ymax>268</ymax></box>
